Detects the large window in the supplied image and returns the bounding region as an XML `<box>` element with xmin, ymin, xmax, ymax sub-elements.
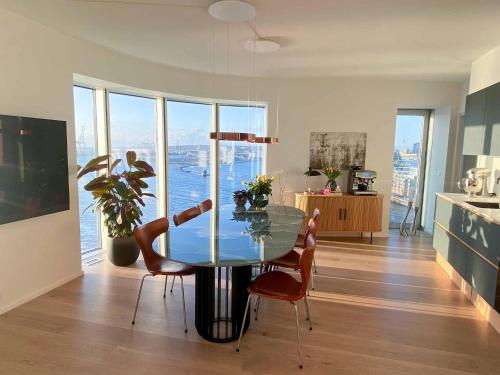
<box><xmin>108</xmin><ymin>93</ymin><xmax>159</xmax><ymax>225</ymax></box>
<box><xmin>218</xmin><ymin>105</ymin><xmax>265</xmax><ymax>205</ymax></box>
<box><xmin>73</xmin><ymin>85</ymin><xmax>267</xmax><ymax>256</ymax></box>
<box><xmin>74</xmin><ymin>86</ymin><xmax>100</xmax><ymax>252</ymax></box>
<box><xmin>166</xmin><ymin>100</ymin><xmax>212</xmax><ymax>216</ymax></box>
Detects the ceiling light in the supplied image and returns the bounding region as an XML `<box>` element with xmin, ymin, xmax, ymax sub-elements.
<box><xmin>208</xmin><ymin>0</ymin><xmax>256</xmax><ymax>22</ymax></box>
<box><xmin>244</xmin><ymin>39</ymin><xmax>280</xmax><ymax>54</ymax></box>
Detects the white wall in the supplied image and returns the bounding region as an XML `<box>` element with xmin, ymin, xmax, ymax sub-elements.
<box><xmin>0</xmin><ymin>9</ymin><xmax>82</xmax><ymax>313</ymax></box>
<box><xmin>470</xmin><ymin>44</ymin><xmax>500</xmax><ymax>94</ymax></box>
<box><xmin>0</xmin><ymin>8</ymin><xmax>464</xmax><ymax>313</ymax></box>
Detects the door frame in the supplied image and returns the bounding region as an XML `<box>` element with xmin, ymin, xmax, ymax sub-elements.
<box><xmin>390</xmin><ymin>109</ymin><xmax>431</xmax><ymax>229</ymax></box>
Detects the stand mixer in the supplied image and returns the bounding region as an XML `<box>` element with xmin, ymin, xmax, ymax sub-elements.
<box><xmin>458</xmin><ymin>168</ymin><xmax>491</xmax><ymax>197</ymax></box>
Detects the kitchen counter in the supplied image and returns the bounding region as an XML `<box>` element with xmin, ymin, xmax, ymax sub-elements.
<box><xmin>433</xmin><ymin>193</ymin><xmax>500</xmax><ymax>333</ymax></box>
<box><xmin>436</xmin><ymin>193</ymin><xmax>500</xmax><ymax>225</ymax></box>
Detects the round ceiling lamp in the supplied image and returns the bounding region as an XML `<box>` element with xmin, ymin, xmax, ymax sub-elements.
<box><xmin>244</xmin><ymin>39</ymin><xmax>280</xmax><ymax>53</ymax></box>
<box><xmin>208</xmin><ymin>0</ymin><xmax>256</xmax><ymax>22</ymax></box>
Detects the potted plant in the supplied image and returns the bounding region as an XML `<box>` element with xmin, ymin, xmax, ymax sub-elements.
<box><xmin>322</xmin><ymin>166</ymin><xmax>342</xmax><ymax>191</ymax></box>
<box><xmin>243</xmin><ymin>175</ymin><xmax>274</xmax><ymax>209</ymax></box>
<box><xmin>233</xmin><ymin>190</ymin><xmax>248</xmax><ymax>208</ymax></box>
<box><xmin>77</xmin><ymin>151</ymin><xmax>156</xmax><ymax>266</ymax></box>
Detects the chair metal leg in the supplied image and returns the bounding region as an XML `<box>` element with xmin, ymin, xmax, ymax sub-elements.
<box><xmin>310</xmin><ymin>270</ymin><xmax>315</xmax><ymax>292</ymax></box>
<box><xmin>254</xmin><ymin>296</ymin><xmax>261</xmax><ymax>320</ymax></box>
<box><xmin>292</xmin><ymin>302</ymin><xmax>303</xmax><ymax>369</ymax></box>
<box><xmin>304</xmin><ymin>295</ymin><xmax>312</xmax><ymax>331</ymax></box>
<box><xmin>313</xmin><ymin>257</ymin><xmax>317</xmax><ymax>274</ymax></box>
<box><xmin>163</xmin><ymin>275</ymin><xmax>168</xmax><ymax>298</ymax></box>
<box><xmin>170</xmin><ymin>275</ymin><xmax>176</xmax><ymax>293</ymax></box>
<box><xmin>236</xmin><ymin>294</ymin><xmax>252</xmax><ymax>352</ymax></box>
<box><xmin>132</xmin><ymin>273</ymin><xmax>152</xmax><ymax>325</ymax></box>
<box><xmin>180</xmin><ymin>276</ymin><xmax>187</xmax><ymax>333</ymax></box>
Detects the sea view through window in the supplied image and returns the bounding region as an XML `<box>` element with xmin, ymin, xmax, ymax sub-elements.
<box><xmin>74</xmin><ymin>88</ymin><xmax>266</xmax><ymax>253</ymax></box>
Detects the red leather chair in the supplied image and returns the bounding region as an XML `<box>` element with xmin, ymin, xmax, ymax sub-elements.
<box><xmin>132</xmin><ymin>218</ymin><xmax>196</xmax><ymax>332</ymax></box>
<box><xmin>168</xmin><ymin>199</ymin><xmax>213</xmax><ymax>293</ymax></box>
<box><xmin>236</xmin><ymin>235</ymin><xmax>316</xmax><ymax>369</ymax></box>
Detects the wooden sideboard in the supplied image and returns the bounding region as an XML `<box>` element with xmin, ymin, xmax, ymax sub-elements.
<box><xmin>295</xmin><ymin>193</ymin><xmax>383</xmax><ymax>242</ymax></box>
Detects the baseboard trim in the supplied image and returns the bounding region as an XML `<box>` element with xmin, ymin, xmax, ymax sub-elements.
<box><xmin>436</xmin><ymin>254</ymin><xmax>500</xmax><ymax>333</ymax></box>
<box><xmin>0</xmin><ymin>270</ymin><xmax>84</xmax><ymax>315</ymax></box>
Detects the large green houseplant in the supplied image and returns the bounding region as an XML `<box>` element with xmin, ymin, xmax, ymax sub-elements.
<box><xmin>77</xmin><ymin>151</ymin><xmax>155</xmax><ymax>266</ymax></box>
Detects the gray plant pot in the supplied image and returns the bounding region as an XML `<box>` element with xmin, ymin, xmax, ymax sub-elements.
<box><xmin>106</xmin><ymin>236</ymin><xmax>140</xmax><ymax>266</ymax></box>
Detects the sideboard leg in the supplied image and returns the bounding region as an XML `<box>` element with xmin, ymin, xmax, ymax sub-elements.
<box><xmin>360</xmin><ymin>232</ymin><xmax>363</xmax><ymax>238</ymax></box>
<box><xmin>370</xmin><ymin>232</ymin><xmax>373</xmax><ymax>244</ymax></box>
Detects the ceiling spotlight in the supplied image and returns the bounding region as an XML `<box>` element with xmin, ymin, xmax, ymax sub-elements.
<box><xmin>208</xmin><ymin>0</ymin><xmax>256</xmax><ymax>22</ymax></box>
<box><xmin>244</xmin><ymin>39</ymin><xmax>281</xmax><ymax>53</ymax></box>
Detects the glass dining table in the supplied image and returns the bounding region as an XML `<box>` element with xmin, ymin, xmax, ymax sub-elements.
<box><xmin>165</xmin><ymin>204</ymin><xmax>305</xmax><ymax>343</ymax></box>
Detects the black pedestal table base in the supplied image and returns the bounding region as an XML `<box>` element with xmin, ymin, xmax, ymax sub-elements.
<box><xmin>195</xmin><ymin>265</ymin><xmax>252</xmax><ymax>343</ymax></box>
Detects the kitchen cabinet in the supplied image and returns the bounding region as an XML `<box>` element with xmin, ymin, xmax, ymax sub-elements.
<box><xmin>462</xmin><ymin>81</ymin><xmax>500</xmax><ymax>156</ymax></box>
<box><xmin>463</xmin><ymin>89</ymin><xmax>487</xmax><ymax>155</ymax></box>
<box><xmin>484</xmin><ymin>82</ymin><xmax>500</xmax><ymax>155</ymax></box>
<box><xmin>433</xmin><ymin>194</ymin><xmax>500</xmax><ymax>311</ymax></box>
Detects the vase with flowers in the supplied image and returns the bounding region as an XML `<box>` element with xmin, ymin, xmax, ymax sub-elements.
<box><xmin>322</xmin><ymin>166</ymin><xmax>342</xmax><ymax>191</ymax></box>
<box><xmin>243</xmin><ymin>175</ymin><xmax>274</xmax><ymax>209</ymax></box>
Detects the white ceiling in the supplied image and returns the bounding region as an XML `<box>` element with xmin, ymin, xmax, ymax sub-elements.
<box><xmin>2</xmin><ymin>0</ymin><xmax>500</xmax><ymax>80</ymax></box>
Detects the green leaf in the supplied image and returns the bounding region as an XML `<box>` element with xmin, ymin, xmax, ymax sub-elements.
<box><xmin>133</xmin><ymin>160</ymin><xmax>154</xmax><ymax>173</ymax></box>
<box><xmin>84</xmin><ymin>181</ymin><xmax>109</xmax><ymax>191</ymax></box>
<box><xmin>83</xmin><ymin>175</ymin><xmax>110</xmax><ymax>191</ymax></box>
<box><xmin>137</xmin><ymin>179</ymin><xmax>148</xmax><ymax>189</ymax></box>
<box><xmin>78</xmin><ymin>155</ymin><xmax>109</xmax><ymax>177</ymax></box>
<box><xmin>109</xmin><ymin>159</ymin><xmax>122</xmax><ymax>173</ymax></box>
<box><xmin>126</xmin><ymin>151</ymin><xmax>137</xmax><ymax>166</ymax></box>
<box><xmin>133</xmin><ymin>195</ymin><xmax>145</xmax><ymax>206</ymax></box>
<box><xmin>77</xmin><ymin>163</ymin><xmax>108</xmax><ymax>179</ymax></box>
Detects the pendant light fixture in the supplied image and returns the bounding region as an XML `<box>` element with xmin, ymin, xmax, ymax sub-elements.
<box><xmin>246</xmin><ymin>23</ymin><xmax>279</xmax><ymax>145</ymax></box>
<box><xmin>208</xmin><ymin>1</ymin><xmax>256</xmax><ymax>23</ymax></box>
<box><xmin>208</xmin><ymin>0</ymin><xmax>279</xmax><ymax>144</ymax></box>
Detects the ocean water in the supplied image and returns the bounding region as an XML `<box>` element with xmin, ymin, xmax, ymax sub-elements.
<box><xmin>77</xmin><ymin>146</ymin><xmax>262</xmax><ymax>251</ymax></box>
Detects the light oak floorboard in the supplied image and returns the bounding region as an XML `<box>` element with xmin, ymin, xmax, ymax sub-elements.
<box><xmin>1</xmin><ymin>232</ymin><xmax>500</xmax><ymax>374</ymax></box>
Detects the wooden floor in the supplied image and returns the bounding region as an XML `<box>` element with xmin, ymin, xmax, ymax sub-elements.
<box><xmin>1</xmin><ymin>233</ymin><xmax>500</xmax><ymax>374</ymax></box>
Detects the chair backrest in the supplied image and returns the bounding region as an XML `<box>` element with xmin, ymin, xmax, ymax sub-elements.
<box><xmin>301</xmin><ymin>208</ymin><xmax>320</xmax><ymax>247</ymax></box>
<box><xmin>199</xmin><ymin>199</ymin><xmax>213</xmax><ymax>213</ymax></box>
<box><xmin>173</xmin><ymin>199</ymin><xmax>213</xmax><ymax>226</ymax></box>
<box><xmin>134</xmin><ymin>217</ymin><xmax>169</xmax><ymax>272</ymax></box>
<box><xmin>312</xmin><ymin>208</ymin><xmax>320</xmax><ymax>223</ymax></box>
<box><xmin>299</xmin><ymin>234</ymin><xmax>316</xmax><ymax>297</ymax></box>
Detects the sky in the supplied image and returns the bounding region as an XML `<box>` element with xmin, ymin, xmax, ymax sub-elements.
<box><xmin>74</xmin><ymin>87</ymin><xmax>265</xmax><ymax>149</ymax></box>
<box><xmin>394</xmin><ymin>114</ymin><xmax>424</xmax><ymax>151</ymax></box>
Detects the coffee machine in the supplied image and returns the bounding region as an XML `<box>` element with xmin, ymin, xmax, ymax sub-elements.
<box><xmin>347</xmin><ymin>166</ymin><xmax>377</xmax><ymax>195</ymax></box>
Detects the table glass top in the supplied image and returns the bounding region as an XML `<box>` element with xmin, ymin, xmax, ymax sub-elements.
<box><xmin>166</xmin><ymin>205</ymin><xmax>305</xmax><ymax>267</ymax></box>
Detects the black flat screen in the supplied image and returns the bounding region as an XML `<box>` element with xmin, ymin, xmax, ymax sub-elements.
<box><xmin>0</xmin><ymin>115</ymin><xmax>69</xmax><ymax>224</ymax></box>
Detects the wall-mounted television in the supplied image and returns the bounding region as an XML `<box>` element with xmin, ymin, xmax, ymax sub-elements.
<box><xmin>0</xmin><ymin>115</ymin><xmax>69</xmax><ymax>225</ymax></box>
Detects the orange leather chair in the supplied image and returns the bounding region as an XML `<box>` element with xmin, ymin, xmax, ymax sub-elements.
<box><xmin>168</xmin><ymin>199</ymin><xmax>213</xmax><ymax>293</ymax></box>
<box><xmin>132</xmin><ymin>218</ymin><xmax>196</xmax><ymax>332</ymax></box>
<box><xmin>173</xmin><ymin>199</ymin><xmax>212</xmax><ymax>226</ymax></box>
<box><xmin>236</xmin><ymin>235</ymin><xmax>316</xmax><ymax>369</ymax></box>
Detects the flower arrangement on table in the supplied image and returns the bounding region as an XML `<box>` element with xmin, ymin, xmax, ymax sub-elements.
<box><xmin>322</xmin><ymin>166</ymin><xmax>342</xmax><ymax>191</ymax></box>
<box><xmin>232</xmin><ymin>190</ymin><xmax>248</xmax><ymax>208</ymax></box>
<box><xmin>242</xmin><ymin>175</ymin><xmax>275</xmax><ymax>209</ymax></box>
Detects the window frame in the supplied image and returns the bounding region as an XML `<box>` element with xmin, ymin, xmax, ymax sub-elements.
<box><xmin>74</xmin><ymin>85</ymin><xmax>102</xmax><ymax>254</ymax></box>
<box><xmin>74</xmin><ymin>83</ymin><xmax>268</xmax><ymax>259</ymax></box>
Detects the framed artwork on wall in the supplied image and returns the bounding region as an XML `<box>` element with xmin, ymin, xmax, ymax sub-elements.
<box><xmin>309</xmin><ymin>132</ymin><xmax>367</xmax><ymax>170</ymax></box>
